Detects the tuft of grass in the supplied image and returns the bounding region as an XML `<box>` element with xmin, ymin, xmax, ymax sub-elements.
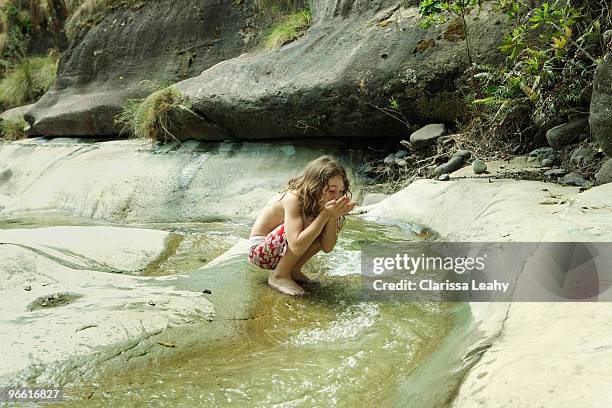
<box><xmin>265</xmin><ymin>9</ymin><xmax>311</xmax><ymax>50</ymax></box>
<box><xmin>0</xmin><ymin>49</ymin><xmax>59</xmax><ymax>108</ymax></box>
<box><xmin>114</xmin><ymin>86</ymin><xmax>191</xmax><ymax>143</ymax></box>
<box><xmin>0</xmin><ymin>117</ymin><xmax>27</xmax><ymax>141</ymax></box>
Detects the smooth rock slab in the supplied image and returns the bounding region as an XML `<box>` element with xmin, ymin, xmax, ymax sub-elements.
<box><xmin>0</xmin><ymin>226</ymin><xmax>172</xmax><ymax>274</ymax></box>
<box><xmin>0</xmin><ymin>226</ymin><xmax>213</xmax><ymax>385</ymax></box>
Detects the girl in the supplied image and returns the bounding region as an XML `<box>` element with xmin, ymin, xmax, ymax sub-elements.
<box><xmin>248</xmin><ymin>156</ymin><xmax>357</xmax><ymax>295</ymax></box>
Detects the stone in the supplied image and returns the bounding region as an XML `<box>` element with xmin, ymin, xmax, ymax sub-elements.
<box><xmin>396</xmin><ymin>159</ymin><xmax>407</xmax><ymax>167</ymax></box>
<box><xmin>529</xmin><ymin>147</ymin><xmax>556</xmax><ymax>163</ymax></box>
<box><xmin>570</xmin><ymin>146</ymin><xmax>596</xmax><ymax>167</ymax></box>
<box><xmin>434</xmin><ymin>155</ymin><xmax>465</xmax><ymax>176</ymax></box>
<box><xmin>540</xmin><ymin>158</ymin><xmax>554</xmax><ymax>167</ymax></box>
<box><xmin>438</xmin><ymin>173</ymin><xmax>450</xmax><ymax>181</ymax></box>
<box><xmin>595</xmin><ymin>159</ymin><xmax>612</xmax><ymax>186</ymax></box>
<box><xmin>395</xmin><ymin>150</ymin><xmax>409</xmax><ymax>159</ymax></box>
<box><xmin>410</xmin><ymin>124</ymin><xmax>446</xmax><ymax>149</ymax></box>
<box><xmin>589</xmin><ymin>52</ymin><xmax>612</xmax><ymax>157</ymax></box>
<box><xmin>546</xmin><ymin>118</ymin><xmax>589</xmax><ymax>150</ymax></box>
<box><xmin>27</xmin><ymin>2</ymin><xmax>513</xmax><ymax>139</ymax></box>
<box><xmin>0</xmin><ymin>104</ymin><xmax>35</xmax><ymax>123</ymax></box>
<box><xmin>453</xmin><ymin>149</ymin><xmax>472</xmax><ymax>160</ymax></box>
<box><xmin>472</xmin><ymin>159</ymin><xmax>487</xmax><ymax>174</ymax></box>
<box><xmin>384</xmin><ymin>154</ymin><xmax>395</xmax><ymax>165</ymax></box>
<box><xmin>544</xmin><ymin>168</ymin><xmax>569</xmax><ymax>178</ymax></box>
<box><xmin>559</xmin><ymin>172</ymin><xmax>587</xmax><ymax>187</ymax></box>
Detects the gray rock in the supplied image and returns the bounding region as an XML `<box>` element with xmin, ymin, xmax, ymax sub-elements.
<box><xmin>434</xmin><ymin>155</ymin><xmax>465</xmax><ymax>176</ymax></box>
<box><xmin>395</xmin><ymin>149</ymin><xmax>409</xmax><ymax>159</ymax></box>
<box><xmin>544</xmin><ymin>168</ymin><xmax>569</xmax><ymax>178</ymax></box>
<box><xmin>0</xmin><ymin>104</ymin><xmax>34</xmax><ymax>123</ymax></box>
<box><xmin>396</xmin><ymin>159</ymin><xmax>407</xmax><ymax>167</ymax></box>
<box><xmin>589</xmin><ymin>52</ymin><xmax>612</xmax><ymax>157</ymax></box>
<box><xmin>472</xmin><ymin>159</ymin><xmax>487</xmax><ymax>174</ymax></box>
<box><xmin>570</xmin><ymin>146</ymin><xmax>596</xmax><ymax>167</ymax></box>
<box><xmin>559</xmin><ymin>172</ymin><xmax>587</xmax><ymax>187</ymax></box>
<box><xmin>541</xmin><ymin>158</ymin><xmax>554</xmax><ymax>167</ymax></box>
<box><xmin>26</xmin><ymin>0</ymin><xmax>259</xmax><ymax>137</ymax></box>
<box><xmin>26</xmin><ymin>2</ymin><xmax>513</xmax><ymax>139</ymax></box>
<box><xmin>453</xmin><ymin>149</ymin><xmax>472</xmax><ymax>160</ymax></box>
<box><xmin>438</xmin><ymin>173</ymin><xmax>450</xmax><ymax>181</ymax></box>
<box><xmin>410</xmin><ymin>124</ymin><xmax>446</xmax><ymax>149</ymax></box>
<box><xmin>361</xmin><ymin>193</ymin><xmax>389</xmax><ymax>206</ymax></box>
<box><xmin>384</xmin><ymin>154</ymin><xmax>395</xmax><ymax>165</ymax></box>
<box><xmin>529</xmin><ymin>147</ymin><xmax>556</xmax><ymax>163</ymax></box>
<box><xmin>595</xmin><ymin>159</ymin><xmax>612</xmax><ymax>186</ymax></box>
<box><xmin>546</xmin><ymin>118</ymin><xmax>589</xmax><ymax>150</ymax></box>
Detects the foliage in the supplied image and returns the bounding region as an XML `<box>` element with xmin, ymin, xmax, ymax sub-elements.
<box><xmin>0</xmin><ymin>116</ymin><xmax>27</xmax><ymax>140</ymax></box>
<box><xmin>114</xmin><ymin>85</ymin><xmax>191</xmax><ymax>143</ymax></box>
<box><xmin>265</xmin><ymin>9</ymin><xmax>311</xmax><ymax>49</ymax></box>
<box><xmin>474</xmin><ymin>1</ymin><xmax>606</xmax><ymax>124</ymax></box>
<box><xmin>0</xmin><ymin>48</ymin><xmax>58</xmax><ymax>107</ymax></box>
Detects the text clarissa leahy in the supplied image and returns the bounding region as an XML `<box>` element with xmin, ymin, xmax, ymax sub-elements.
<box><xmin>371</xmin><ymin>279</ymin><xmax>510</xmax><ymax>293</ymax></box>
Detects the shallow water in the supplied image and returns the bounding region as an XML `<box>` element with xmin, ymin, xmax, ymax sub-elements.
<box><xmin>2</xmin><ymin>214</ymin><xmax>461</xmax><ymax>407</ymax></box>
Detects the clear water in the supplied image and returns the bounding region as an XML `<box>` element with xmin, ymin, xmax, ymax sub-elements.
<box><xmin>1</xmin><ymin>214</ymin><xmax>461</xmax><ymax>407</ymax></box>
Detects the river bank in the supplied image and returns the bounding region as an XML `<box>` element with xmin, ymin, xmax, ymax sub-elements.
<box><xmin>1</xmin><ymin>137</ymin><xmax>611</xmax><ymax>406</ymax></box>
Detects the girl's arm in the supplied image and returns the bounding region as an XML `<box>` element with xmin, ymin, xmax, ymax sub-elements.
<box><xmin>320</xmin><ymin>199</ymin><xmax>356</xmax><ymax>253</ymax></box>
<box><xmin>283</xmin><ymin>193</ymin><xmax>330</xmax><ymax>256</ymax></box>
<box><xmin>320</xmin><ymin>218</ymin><xmax>339</xmax><ymax>253</ymax></box>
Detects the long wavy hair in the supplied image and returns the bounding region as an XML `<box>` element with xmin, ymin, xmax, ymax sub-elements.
<box><xmin>281</xmin><ymin>156</ymin><xmax>351</xmax><ymax>230</ymax></box>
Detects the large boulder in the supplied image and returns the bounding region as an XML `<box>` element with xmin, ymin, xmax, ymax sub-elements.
<box><xmin>27</xmin><ymin>0</ymin><xmax>511</xmax><ymax>139</ymax></box>
<box><xmin>176</xmin><ymin>2</ymin><xmax>511</xmax><ymax>139</ymax></box>
<box><xmin>26</xmin><ymin>0</ymin><xmax>261</xmax><ymax>137</ymax></box>
<box><xmin>590</xmin><ymin>52</ymin><xmax>612</xmax><ymax>157</ymax></box>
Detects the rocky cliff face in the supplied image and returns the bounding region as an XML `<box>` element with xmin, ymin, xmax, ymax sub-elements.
<box><xmin>25</xmin><ymin>0</ymin><xmax>511</xmax><ymax>139</ymax></box>
<box><xmin>26</xmin><ymin>0</ymin><xmax>261</xmax><ymax>136</ymax></box>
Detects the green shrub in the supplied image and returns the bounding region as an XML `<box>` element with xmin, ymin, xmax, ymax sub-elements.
<box><xmin>265</xmin><ymin>9</ymin><xmax>311</xmax><ymax>49</ymax></box>
<box><xmin>0</xmin><ymin>49</ymin><xmax>59</xmax><ymax>108</ymax></box>
<box><xmin>114</xmin><ymin>86</ymin><xmax>191</xmax><ymax>143</ymax></box>
<box><xmin>0</xmin><ymin>117</ymin><xmax>27</xmax><ymax>140</ymax></box>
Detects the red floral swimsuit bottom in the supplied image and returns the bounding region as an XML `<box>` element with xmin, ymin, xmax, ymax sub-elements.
<box><xmin>248</xmin><ymin>224</ymin><xmax>288</xmax><ymax>270</ymax></box>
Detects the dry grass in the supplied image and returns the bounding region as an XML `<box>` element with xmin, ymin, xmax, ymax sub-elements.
<box><xmin>0</xmin><ymin>117</ymin><xmax>27</xmax><ymax>140</ymax></box>
<box><xmin>114</xmin><ymin>85</ymin><xmax>191</xmax><ymax>143</ymax></box>
<box><xmin>0</xmin><ymin>49</ymin><xmax>59</xmax><ymax>108</ymax></box>
<box><xmin>265</xmin><ymin>9</ymin><xmax>311</xmax><ymax>49</ymax></box>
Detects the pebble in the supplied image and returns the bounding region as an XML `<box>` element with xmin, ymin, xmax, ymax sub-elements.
<box><xmin>472</xmin><ymin>160</ymin><xmax>487</xmax><ymax>174</ymax></box>
<box><xmin>438</xmin><ymin>174</ymin><xmax>450</xmax><ymax>181</ymax></box>
<box><xmin>541</xmin><ymin>158</ymin><xmax>554</xmax><ymax>167</ymax></box>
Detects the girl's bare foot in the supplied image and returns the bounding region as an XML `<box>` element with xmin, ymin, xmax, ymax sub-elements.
<box><xmin>268</xmin><ymin>275</ymin><xmax>305</xmax><ymax>296</ymax></box>
<box><xmin>290</xmin><ymin>269</ymin><xmax>311</xmax><ymax>284</ymax></box>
